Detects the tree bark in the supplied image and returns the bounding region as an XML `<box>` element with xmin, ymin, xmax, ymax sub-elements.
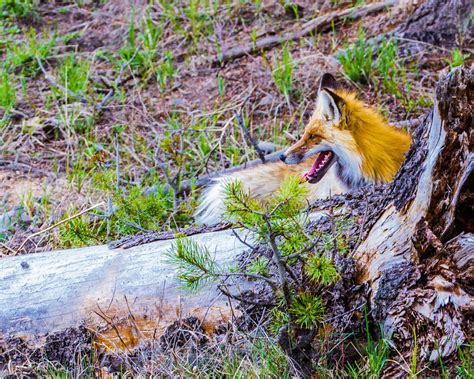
<box><xmin>351</xmin><ymin>67</ymin><xmax>473</xmax><ymax>368</ymax></box>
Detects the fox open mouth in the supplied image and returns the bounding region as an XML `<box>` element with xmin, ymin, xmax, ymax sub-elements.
<box><xmin>302</xmin><ymin>151</ymin><xmax>335</xmax><ymax>184</ymax></box>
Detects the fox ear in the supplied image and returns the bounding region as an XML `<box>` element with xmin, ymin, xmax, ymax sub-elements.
<box><xmin>318</xmin><ymin>73</ymin><xmax>340</xmax><ymax>92</ymax></box>
<box><xmin>316</xmin><ymin>88</ymin><xmax>343</xmax><ymax>124</ymax></box>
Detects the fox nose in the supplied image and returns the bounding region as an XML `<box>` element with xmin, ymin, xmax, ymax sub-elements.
<box><xmin>279</xmin><ymin>153</ymin><xmax>286</xmax><ymax>163</ymax></box>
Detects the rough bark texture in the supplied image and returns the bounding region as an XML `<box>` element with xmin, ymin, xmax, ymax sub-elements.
<box><xmin>354</xmin><ymin>67</ymin><xmax>473</xmax><ymax>372</ymax></box>
<box><xmin>394</xmin><ymin>0</ymin><xmax>473</xmax><ymax>58</ymax></box>
<box><xmin>395</xmin><ymin>0</ymin><xmax>473</xmax><ymax>47</ymax></box>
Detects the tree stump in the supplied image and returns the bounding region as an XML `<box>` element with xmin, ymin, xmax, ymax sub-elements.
<box><xmin>351</xmin><ymin>67</ymin><xmax>473</xmax><ymax>367</ymax></box>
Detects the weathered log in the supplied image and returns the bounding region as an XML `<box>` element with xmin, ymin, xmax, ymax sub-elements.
<box><xmin>0</xmin><ymin>228</ymin><xmax>250</xmax><ymax>348</ymax></box>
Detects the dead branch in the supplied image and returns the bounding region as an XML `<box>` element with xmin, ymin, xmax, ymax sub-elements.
<box><xmin>235</xmin><ymin>112</ymin><xmax>266</xmax><ymax>164</ymax></box>
<box><xmin>213</xmin><ymin>0</ymin><xmax>398</xmax><ymax>65</ymax></box>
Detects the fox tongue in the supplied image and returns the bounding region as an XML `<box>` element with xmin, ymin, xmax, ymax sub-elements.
<box><xmin>302</xmin><ymin>151</ymin><xmax>333</xmax><ymax>182</ymax></box>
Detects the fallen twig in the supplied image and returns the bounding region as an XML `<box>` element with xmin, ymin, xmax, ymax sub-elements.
<box><xmin>214</xmin><ymin>0</ymin><xmax>398</xmax><ymax>64</ymax></box>
<box><xmin>0</xmin><ymin>242</ymin><xmax>17</xmax><ymax>255</ymax></box>
<box><xmin>0</xmin><ymin>159</ymin><xmax>54</xmax><ymax>178</ymax></box>
<box><xmin>95</xmin><ymin>63</ymin><xmax>132</xmax><ymax>113</ymax></box>
<box><xmin>36</xmin><ymin>56</ymin><xmax>86</xmax><ymax>103</ymax></box>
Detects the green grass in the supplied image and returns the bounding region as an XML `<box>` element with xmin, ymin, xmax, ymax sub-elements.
<box><xmin>54</xmin><ymin>54</ymin><xmax>91</xmax><ymax>99</ymax></box>
<box><xmin>0</xmin><ymin>0</ymin><xmax>37</xmax><ymax>19</ymax></box>
<box><xmin>456</xmin><ymin>341</ymin><xmax>473</xmax><ymax>378</ymax></box>
<box><xmin>346</xmin><ymin>314</ymin><xmax>390</xmax><ymax>378</ymax></box>
<box><xmin>0</xmin><ymin>69</ymin><xmax>15</xmax><ymax>111</ymax></box>
<box><xmin>376</xmin><ymin>37</ymin><xmax>399</xmax><ymax>95</ymax></box>
<box><xmin>246</xmin><ymin>255</ymin><xmax>270</xmax><ymax>277</ymax></box>
<box><xmin>272</xmin><ymin>44</ymin><xmax>294</xmax><ymax>99</ymax></box>
<box><xmin>217</xmin><ymin>73</ymin><xmax>225</xmax><ymax>98</ymax></box>
<box><xmin>3</xmin><ymin>28</ymin><xmax>57</xmax><ymax>75</ymax></box>
<box><xmin>446</xmin><ymin>47</ymin><xmax>469</xmax><ymax>69</ymax></box>
<box><xmin>338</xmin><ymin>26</ymin><xmax>373</xmax><ymax>84</ymax></box>
<box><xmin>338</xmin><ymin>30</ymin><xmax>433</xmax><ymax>115</ymax></box>
<box><xmin>163</xmin><ymin>335</ymin><xmax>292</xmax><ymax>378</ymax></box>
<box><xmin>156</xmin><ymin>50</ymin><xmax>176</xmax><ymax>93</ymax></box>
<box><xmin>56</xmin><ymin>183</ymin><xmax>192</xmax><ymax>249</ymax></box>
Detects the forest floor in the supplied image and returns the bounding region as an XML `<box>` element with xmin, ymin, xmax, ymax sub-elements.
<box><xmin>1</xmin><ymin>0</ymin><xmax>461</xmax><ymax>255</ymax></box>
<box><xmin>0</xmin><ymin>0</ymin><xmax>472</xmax><ymax>376</ymax></box>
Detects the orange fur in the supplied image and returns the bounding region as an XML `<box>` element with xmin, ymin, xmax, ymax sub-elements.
<box><xmin>336</xmin><ymin>90</ymin><xmax>411</xmax><ymax>182</ymax></box>
<box><xmin>286</xmin><ymin>89</ymin><xmax>411</xmax><ymax>183</ymax></box>
<box><xmin>195</xmin><ymin>85</ymin><xmax>412</xmax><ymax>225</ymax></box>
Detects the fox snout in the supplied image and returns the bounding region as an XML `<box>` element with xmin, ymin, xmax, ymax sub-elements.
<box><xmin>280</xmin><ymin>151</ymin><xmax>304</xmax><ymax>165</ymax></box>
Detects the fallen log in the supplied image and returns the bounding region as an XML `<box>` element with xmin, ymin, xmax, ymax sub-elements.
<box><xmin>0</xmin><ymin>228</ymin><xmax>250</xmax><ymax>348</ymax></box>
<box><xmin>214</xmin><ymin>0</ymin><xmax>398</xmax><ymax>65</ymax></box>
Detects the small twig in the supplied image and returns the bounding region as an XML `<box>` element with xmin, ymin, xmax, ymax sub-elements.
<box><xmin>0</xmin><ymin>242</ymin><xmax>17</xmax><ymax>255</ymax></box>
<box><xmin>283</xmin><ymin>260</ymin><xmax>300</xmax><ymax>283</ymax></box>
<box><xmin>14</xmin><ymin>201</ymin><xmax>105</xmax><ymax>254</ymax></box>
<box><xmin>10</xmin><ymin>108</ymin><xmax>33</xmax><ymax>119</ymax></box>
<box><xmin>220</xmin><ymin>272</ymin><xmax>278</xmax><ymax>289</ymax></box>
<box><xmin>217</xmin><ymin>285</ymin><xmax>276</xmax><ymax>307</ymax></box>
<box><xmin>124</xmin><ymin>295</ymin><xmax>146</xmax><ymax>341</ymax></box>
<box><xmin>265</xmin><ymin>217</ymin><xmax>293</xmax><ymax>321</ymax></box>
<box><xmin>95</xmin><ymin>63</ymin><xmax>131</xmax><ymax>113</ymax></box>
<box><xmin>93</xmin><ymin>309</ymin><xmax>133</xmax><ymax>355</ymax></box>
<box><xmin>36</xmin><ymin>56</ymin><xmax>86</xmax><ymax>103</ymax></box>
<box><xmin>231</xmin><ymin>229</ymin><xmax>256</xmax><ymax>250</ymax></box>
<box><xmin>114</xmin><ymin>130</ymin><xmax>120</xmax><ymax>192</ymax></box>
<box><xmin>0</xmin><ymin>159</ymin><xmax>53</xmax><ymax>178</ymax></box>
<box><xmin>235</xmin><ymin>112</ymin><xmax>266</xmax><ymax>164</ymax></box>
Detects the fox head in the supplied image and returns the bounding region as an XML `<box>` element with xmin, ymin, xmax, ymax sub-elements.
<box><xmin>280</xmin><ymin>73</ymin><xmax>411</xmax><ymax>187</ymax></box>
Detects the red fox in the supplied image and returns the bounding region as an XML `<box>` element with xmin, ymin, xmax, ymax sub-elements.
<box><xmin>196</xmin><ymin>73</ymin><xmax>411</xmax><ymax>225</ymax></box>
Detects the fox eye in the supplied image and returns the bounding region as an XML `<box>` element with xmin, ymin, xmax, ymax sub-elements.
<box><xmin>309</xmin><ymin>134</ymin><xmax>318</xmax><ymax>140</ymax></box>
